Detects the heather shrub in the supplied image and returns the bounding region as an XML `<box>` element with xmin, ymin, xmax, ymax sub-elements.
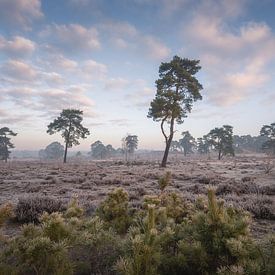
<box><xmin>15</xmin><ymin>196</ymin><xmax>64</xmax><ymax>223</ymax></box>
<box><xmin>0</xmin><ymin>203</ymin><xmax>13</xmax><ymax>228</ymax></box>
<box><xmin>97</xmin><ymin>188</ymin><xmax>132</xmax><ymax>234</ymax></box>
<box><xmin>245</xmin><ymin>196</ymin><xmax>275</xmax><ymax>220</ymax></box>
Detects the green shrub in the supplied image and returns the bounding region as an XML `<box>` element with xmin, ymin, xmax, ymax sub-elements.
<box><xmin>1</xmin><ymin>184</ymin><xmax>275</xmax><ymax>275</ymax></box>
<box><xmin>97</xmin><ymin>188</ymin><xmax>132</xmax><ymax>234</ymax></box>
<box><xmin>64</xmin><ymin>198</ymin><xmax>84</xmax><ymax>219</ymax></box>
<box><xmin>0</xmin><ymin>222</ymin><xmax>73</xmax><ymax>275</ymax></box>
<box><xmin>73</xmin><ymin>216</ymin><xmax>123</xmax><ymax>275</ymax></box>
<box><xmin>173</xmin><ymin>189</ymin><xmax>258</xmax><ymax>274</ymax></box>
<box><xmin>115</xmin><ymin>204</ymin><xmax>162</xmax><ymax>275</ymax></box>
<box><xmin>0</xmin><ymin>203</ymin><xmax>13</xmax><ymax>228</ymax></box>
<box><xmin>158</xmin><ymin>171</ymin><xmax>172</xmax><ymax>192</ymax></box>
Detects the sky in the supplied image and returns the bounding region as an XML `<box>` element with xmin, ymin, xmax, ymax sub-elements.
<box><xmin>0</xmin><ymin>0</ymin><xmax>275</xmax><ymax>151</ymax></box>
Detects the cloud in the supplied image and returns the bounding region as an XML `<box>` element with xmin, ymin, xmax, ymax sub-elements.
<box><xmin>125</xmin><ymin>86</ymin><xmax>154</xmax><ymax>108</ymax></box>
<box><xmin>0</xmin><ymin>0</ymin><xmax>43</xmax><ymax>29</ymax></box>
<box><xmin>40</xmin><ymin>24</ymin><xmax>100</xmax><ymax>54</ymax></box>
<box><xmin>99</xmin><ymin>21</ymin><xmax>170</xmax><ymax>60</ymax></box>
<box><xmin>42</xmin><ymin>72</ymin><xmax>65</xmax><ymax>86</ymax></box>
<box><xmin>0</xmin><ymin>35</ymin><xmax>36</xmax><ymax>57</ymax></box>
<box><xmin>81</xmin><ymin>59</ymin><xmax>107</xmax><ymax>79</ymax></box>
<box><xmin>142</xmin><ymin>35</ymin><xmax>170</xmax><ymax>60</ymax></box>
<box><xmin>131</xmin><ymin>0</ymin><xmax>189</xmax><ymax>17</ymax></box>
<box><xmin>181</xmin><ymin>0</ymin><xmax>275</xmax><ymax>106</ymax></box>
<box><xmin>1</xmin><ymin>60</ymin><xmax>38</xmax><ymax>81</ymax></box>
<box><xmin>108</xmin><ymin>119</ymin><xmax>132</xmax><ymax>127</ymax></box>
<box><xmin>46</xmin><ymin>54</ymin><xmax>78</xmax><ymax>71</ymax></box>
<box><xmin>104</xmin><ymin>78</ymin><xmax>129</xmax><ymax>91</ymax></box>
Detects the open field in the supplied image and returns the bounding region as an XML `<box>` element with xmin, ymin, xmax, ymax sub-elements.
<box><xmin>0</xmin><ymin>154</ymin><xmax>274</xmax><ymax>237</ymax></box>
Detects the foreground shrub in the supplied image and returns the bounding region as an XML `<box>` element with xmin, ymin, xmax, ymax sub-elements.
<box><xmin>174</xmin><ymin>190</ymin><xmax>256</xmax><ymax>274</ymax></box>
<box><xmin>72</xmin><ymin>216</ymin><xmax>123</xmax><ymax>275</ymax></box>
<box><xmin>97</xmin><ymin>188</ymin><xmax>132</xmax><ymax>234</ymax></box>
<box><xmin>0</xmin><ymin>174</ymin><xmax>274</xmax><ymax>275</ymax></box>
<box><xmin>15</xmin><ymin>196</ymin><xmax>64</xmax><ymax>223</ymax></box>
<box><xmin>0</xmin><ymin>203</ymin><xmax>13</xmax><ymax>228</ymax></box>
<box><xmin>116</xmin><ymin>204</ymin><xmax>163</xmax><ymax>275</ymax></box>
<box><xmin>0</xmin><ymin>222</ymin><xmax>73</xmax><ymax>275</ymax></box>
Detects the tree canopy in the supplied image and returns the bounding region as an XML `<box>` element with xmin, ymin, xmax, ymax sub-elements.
<box><xmin>260</xmin><ymin>122</ymin><xmax>275</xmax><ymax>155</ymax></box>
<box><xmin>148</xmin><ymin>55</ymin><xmax>203</xmax><ymax>167</ymax></box>
<box><xmin>197</xmin><ymin>135</ymin><xmax>211</xmax><ymax>155</ymax></box>
<box><xmin>208</xmin><ymin>125</ymin><xmax>234</xmax><ymax>160</ymax></box>
<box><xmin>39</xmin><ymin>142</ymin><xmax>64</xmax><ymax>160</ymax></box>
<box><xmin>0</xmin><ymin>127</ymin><xmax>17</xmax><ymax>162</ymax></box>
<box><xmin>47</xmin><ymin>109</ymin><xmax>90</xmax><ymax>163</ymax></box>
<box><xmin>179</xmin><ymin>131</ymin><xmax>196</xmax><ymax>156</ymax></box>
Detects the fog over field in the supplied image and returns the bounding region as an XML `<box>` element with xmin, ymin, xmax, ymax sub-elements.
<box><xmin>0</xmin><ymin>1</ymin><xmax>275</xmax><ymax>275</ymax></box>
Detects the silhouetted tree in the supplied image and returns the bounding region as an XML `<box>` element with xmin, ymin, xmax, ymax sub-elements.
<box><xmin>0</xmin><ymin>127</ymin><xmax>17</xmax><ymax>162</ymax></box>
<box><xmin>179</xmin><ymin>131</ymin><xmax>196</xmax><ymax>156</ymax></box>
<box><xmin>260</xmin><ymin>122</ymin><xmax>275</xmax><ymax>155</ymax></box>
<box><xmin>46</xmin><ymin>142</ymin><xmax>64</xmax><ymax>160</ymax></box>
<box><xmin>90</xmin><ymin>140</ymin><xmax>107</xmax><ymax>159</ymax></box>
<box><xmin>148</xmin><ymin>56</ymin><xmax>203</xmax><ymax>167</ymax></box>
<box><xmin>208</xmin><ymin>125</ymin><xmax>234</xmax><ymax>160</ymax></box>
<box><xmin>197</xmin><ymin>135</ymin><xmax>211</xmax><ymax>155</ymax></box>
<box><xmin>106</xmin><ymin>144</ymin><xmax>116</xmax><ymax>158</ymax></box>
<box><xmin>47</xmin><ymin>109</ymin><xmax>90</xmax><ymax>163</ymax></box>
<box><xmin>170</xmin><ymin>140</ymin><xmax>181</xmax><ymax>152</ymax></box>
<box><xmin>125</xmin><ymin>134</ymin><xmax>138</xmax><ymax>160</ymax></box>
<box><xmin>233</xmin><ymin>134</ymin><xmax>269</xmax><ymax>153</ymax></box>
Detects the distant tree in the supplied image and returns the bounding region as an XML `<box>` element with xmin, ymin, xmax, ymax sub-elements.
<box><xmin>233</xmin><ymin>134</ymin><xmax>269</xmax><ymax>153</ymax></box>
<box><xmin>125</xmin><ymin>134</ymin><xmax>138</xmax><ymax>158</ymax></box>
<box><xmin>47</xmin><ymin>109</ymin><xmax>90</xmax><ymax>163</ymax></box>
<box><xmin>106</xmin><ymin>144</ymin><xmax>116</xmax><ymax>158</ymax></box>
<box><xmin>197</xmin><ymin>135</ymin><xmax>211</xmax><ymax>155</ymax></box>
<box><xmin>179</xmin><ymin>131</ymin><xmax>196</xmax><ymax>156</ymax></box>
<box><xmin>45</xmin><ymin>142</ymin><xmax>64</xmax><ymax>160</ymax></box>
<box><xmin>148</xmin><ymin>56</ymin><xmax>203</xmax><ymax>167</ymax></box>
<box><xmin>260</xmin><ymin>122</ymin><xmax>275</xmax><ymax>155</ymax></box>
<box><xmin>0</xmin><ymin>127</ymin><xmax>17</xmax><ymax>162</ymax></box>
<box><xmin>90</xmin><ymin>140</ymin><xmax>107</xmax><ymax>159</ymax></box>
<box><xmin>170</xmin><ymin>140</ymin><xmax>181</xmax><ymax>152</ymax></box>
<box><xmin>38</xmin><ymin>149</ymin><xmax>47</xmax><ymax>160</ymax></box>
<box><xmin>208</xmin><ymin>125</ymin><xmax>234</xmax><ymax>160</ymax></box>
<box><xmin>75</xmin><ymin>151</ymin><xmax>82</xmax><ymax>157</ymax></box>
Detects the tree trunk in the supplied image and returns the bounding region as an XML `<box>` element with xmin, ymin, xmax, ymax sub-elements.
<box><xmin>63</xmin><ymin>141</ymin><xmax>68</xmax><ymax>163</ymax></box>
<box><xmin>218</xmin><ymin>149</ymin><xmax>221</xmax><ymax>160</ymax></box>
<box><xmin>161</xmin><ymin>117</ymin><xmax>175</xmax><ymax>167</ymax></box>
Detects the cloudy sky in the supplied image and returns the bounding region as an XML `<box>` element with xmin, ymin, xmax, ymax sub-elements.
<box><xmin>1</xmin><ymin>0</ymin><xmax>275</xmax><ymax>150</ymax></box>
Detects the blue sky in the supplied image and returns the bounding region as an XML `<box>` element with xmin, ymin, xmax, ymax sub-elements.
<box><xmin>0</xmin><ymin>0</ymin><xmax>275</xmax><ymax>150</ymax></box>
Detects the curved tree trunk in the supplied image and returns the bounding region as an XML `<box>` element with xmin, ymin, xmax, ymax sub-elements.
<box><xmin>161</xmin><ymin>138</ymin><xmax>172</xmax><ymax>167</ymax></box>
<box><xmin>161</xmin><ymin>117</ymin><xmax>175</xmax><ymax>168</ymax></box>
<box><xmin>218</xmin><ymin>149</ymin><xmax>221</xmax><ymax>160</ymax></box>
<box><xmin>63</xmin><ymin>141</ymin><xmax>68</xmax><ymax>163</ymax></box>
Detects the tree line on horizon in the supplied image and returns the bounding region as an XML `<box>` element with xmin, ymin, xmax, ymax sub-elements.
<box><xmin>1</xmin><ymin>56</ymin><xmax>275</xmax><ymax>164</ymax></box>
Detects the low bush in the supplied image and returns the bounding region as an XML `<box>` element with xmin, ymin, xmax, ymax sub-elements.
<box><xmin>0</xmin><ymin>173</ymin><xmax>274</xmax><ymax>275</ymax></box>
<box><xmin>15</xmin><ymin>196</ymin><xmax>64</xmax><ymax>223</ymax></box>
<box><xmin>97</xmin><ymin>188</ymin><xmax>133</xmax><ymax>234</ymax></box>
